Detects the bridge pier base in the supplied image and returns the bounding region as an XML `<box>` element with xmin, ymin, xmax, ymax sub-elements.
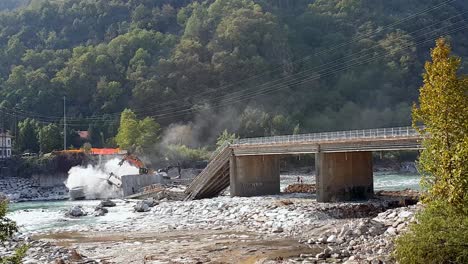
<box><xmin>316</xmin><ymin>151</ymin><xmax>373</xmax><ymax>202</ymax></box>
<box><xmin>230</xmin><ymin>155</ymin><xmax>280</xmax><ymax>197</ymax></box>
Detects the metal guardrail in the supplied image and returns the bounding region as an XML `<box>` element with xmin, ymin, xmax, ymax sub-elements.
<box><xmin>233</xmin><ymin>126</ymin><xmax>421</xmax><ymax>146</ymax></box>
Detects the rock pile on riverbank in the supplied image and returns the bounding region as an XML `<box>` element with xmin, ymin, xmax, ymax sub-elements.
<box><xmin>45</xmin><ymin>194</ymin><xmax>412</xmax><ymax>238</ymax></box>
<box><xmin>0</xmin><ymin>235</ymin><xmax>100</xmax><ymax>264</ymax></box>
<box><xmin>0</xmin><ymin>177</ymin><xmax>68</xmax><ymax>202</ymax></box>
<box><xmin>7</xmin><ymin>192</ymin><xmax>421</xmax><ymax>263</ymax></box>
<box><xmin>300</xmin><ymin>204</ymin><xmax>419</xmax><ymax>263</ymax></box>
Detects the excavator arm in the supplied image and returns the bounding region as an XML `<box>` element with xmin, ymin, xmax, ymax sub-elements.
<box><xmin>118</xmin><ymin>154</ymin><xmax>151</xmax><ymax>175</ymax></box>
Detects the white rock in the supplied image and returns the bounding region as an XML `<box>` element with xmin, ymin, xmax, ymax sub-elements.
<box><xmin>386</xmin><ymin>227</ymin><xmax>397</xmax><ymax>236</ymax></box>
<box><xmin>326</xmin><ymin>235</ymin><xmax>337</xmax><ymax>243</ymax></box>
<box><xmin>398</xmin><ymin>211</ymin><xmax>413</xmax><ymax>219</ymax></box>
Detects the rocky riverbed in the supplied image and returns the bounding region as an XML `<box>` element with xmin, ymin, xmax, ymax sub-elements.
<box><xmin>4</xmin><ymin>192</ymin><xmax>420</xmax><ymax>263</ymax></box>
<box><xmin>0</xmin><ymin>177</ymin><xmax>68</xmax><ymax>202</ymax></box>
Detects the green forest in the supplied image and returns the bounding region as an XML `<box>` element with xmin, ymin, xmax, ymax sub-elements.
<box><xmin>0</xmin><ymin>0</ymin><xmax>467</xmax><ymax>153</ymax></box>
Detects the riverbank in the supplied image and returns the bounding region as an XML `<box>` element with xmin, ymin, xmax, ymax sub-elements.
<box><xmin>5</xmin><ymin>193</ymin><xmax>420</xmax><ymax>263</ymax></box>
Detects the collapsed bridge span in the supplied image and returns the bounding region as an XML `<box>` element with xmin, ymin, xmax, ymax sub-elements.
<box><xmin>185</xmin><ymin>126</ymin><xmax>423</xmax><ymax>202</ymax></box>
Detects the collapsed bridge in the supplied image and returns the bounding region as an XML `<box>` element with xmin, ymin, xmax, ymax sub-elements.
<box><xmin>185</xmin><ymin>126</ymin><xmax>423</xmax><ymax>202</ymax></box>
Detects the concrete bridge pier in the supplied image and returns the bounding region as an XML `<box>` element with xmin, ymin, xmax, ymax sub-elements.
<box><xmin>230</xmin><ymin>155</ymin><xmax>280</xmax><ymax>197</ymax></box>
<box><xmin>316</xmin><ymin>151</ymin><xmax>373</xmax><ymax>202</ymax></box>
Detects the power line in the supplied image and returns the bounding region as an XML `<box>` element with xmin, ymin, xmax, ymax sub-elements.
<box><xmin>9</xmin><ymin>0</ymin><xmax>456</xmax><ymax>122</ymax></box>
<box><xmin>6</xmin><ymin>21</ymin><xmax>465</xmax><ymax>126</ymax></box>
<box><xmin>1</xmin><ymin>1</ymin><xmax>465</xmax><ymax>126</ymax></box>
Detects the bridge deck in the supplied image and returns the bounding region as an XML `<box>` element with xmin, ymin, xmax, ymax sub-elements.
<box><xmin>185</xmin><ymin>126</ymin><xmax>423</xmax><ymax>200</ymax></box>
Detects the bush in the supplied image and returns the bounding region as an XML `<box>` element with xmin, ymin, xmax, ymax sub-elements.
<box><xmin>0</xmin><ymin>200</ymin><xmax>28</xmax><ymax>264</ymax></box>
<box><xmin>394</xmin><ymin>201</ymin><xmax>468</xmax><ymax>264</ymax></box>
<box><xmin>165</xmin><ymin>144</ymin><xmax>211</xmax><ymax>163</ymax></box>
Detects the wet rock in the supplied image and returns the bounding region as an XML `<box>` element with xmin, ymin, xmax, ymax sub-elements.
<box><xmin>134</xmin><ymin>201</ymin><xmax>150</xmax><ymax>212</ymax></box>
<box><xmin>93</xmin><ymin>207</ymin><xmax>108</xmax><ymax>217</ymax></box>
<box><xmin>67</xmin><ymin>206</ymin><xmax>87</xmax><ymax>217</ymax></box>
<box><xmin>99</xmin><ymin>199</ymin><xmax>116</xmax><ymax>207</ymax></box>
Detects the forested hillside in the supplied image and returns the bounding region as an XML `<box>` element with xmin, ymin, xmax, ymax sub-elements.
<box><xmin>0</xmin><ymin>0</ymin><xmax>467</xmax><ymax>150</ymax></box>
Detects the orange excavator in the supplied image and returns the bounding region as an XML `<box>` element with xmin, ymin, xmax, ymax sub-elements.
<box><xmin>105</xmin><ymin>153</ymin><xmax>155</xmax><ymax>188</ymax></box>
<box><xmin>106</xmin><ymin>153</ymin><xmax>177</xmax><ymax>188</ymax></box>
<box><xmin>117</xmin><ymin>153</ymin><xmax>153</xmax><ymax>175</ymax></box>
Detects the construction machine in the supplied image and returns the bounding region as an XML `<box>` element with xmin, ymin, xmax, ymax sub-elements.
<box><xmin>104</xmin><ymin>153</ymin><xmax>178</xmax><ymax>189</ymax></box>
<box><xmin>118</xmin><ymin>153</ymin><xmax>153</xmax><ymax>175</ymax></box>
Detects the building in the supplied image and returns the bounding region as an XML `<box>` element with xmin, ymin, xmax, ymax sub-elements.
<box><xmin>0</xmin><ymin>132</ymin><xmax>12</xmax><ymax>159</ymax></box>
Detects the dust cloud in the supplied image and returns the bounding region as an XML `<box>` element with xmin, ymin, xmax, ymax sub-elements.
<box><xmin>65</xmin><ymin>158</ymin><xmax>138</xmax><ymax>199</ymax></box>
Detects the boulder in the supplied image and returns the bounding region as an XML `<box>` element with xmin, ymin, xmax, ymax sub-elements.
<box><xmin>93</xmin><ymin>207</ymin><xmax>108</xmax><ymax>217</ymax></box>
<box><xmin>386</xmin><ymin>227</ymin><xmax>397</xmax><ymax>236</ymax></box>
<box><xmin>99</xmin><ymin>199</ymin><xmax>116</xmax><ymax>207</ymax></box>
<box><xmin>327</xmin><ymin>235</ymin><xmax>337</xmax><ymax>243</ymax></box>
<box><xmin>134</xmin><ymin>201</ymin><xmax>150</xmax><ymax>212</ymax></box>
<box><xmin>67</xmin><ymin>206</ymin><xmax>87</xmax><ymax>217</ymax></box>
<box><xmin>143</xmin><ymin>198</ymin><xmax>158</xmax><ymax>207</ymax></box>
<box><xmin>272</xmin><ymin>226</ymin><xmax>284</xmax><ymax>233</ymax></box>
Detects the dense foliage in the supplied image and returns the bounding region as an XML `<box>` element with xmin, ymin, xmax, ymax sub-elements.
<box><xmin>115</xmin><ymin>108</ymin><xmax>160</xmax><ymax>153</ymax></box>
<box><xmin>0</xmin><ymin>200</ymin><xmax>28</xmax><ymax>264</ymax></box>
<box><xmin>412</xmin><ymin>38</ymin><xmax>468</xmax><ymax>208</ymax></box>
<box><xmin>394</xmin><ymin>202</ymin><xmax>468</xmax><ymax>264</ymax></box>
<box><xmin>0</xmin><ymin>0</ymin><xmax>467</xmax><ymax>151</ymax></box>
<box><xmin>395</xmin><ymin>39</ymin><xmax>468</xmax><ymax>264</ymax></box>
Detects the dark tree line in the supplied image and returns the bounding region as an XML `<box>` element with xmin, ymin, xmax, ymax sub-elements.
<box><xmin>0</xmin><ymin>0</ymin><xmax>467</xmax><ymax>151</ymax></box>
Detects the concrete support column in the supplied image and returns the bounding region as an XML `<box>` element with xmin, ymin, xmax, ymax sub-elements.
<box><xmin>316</xmin><ymin>151</ymin><xmax>373</xmax><ymax>202</ymax></box>
<box><xmin>230</xmin><ymin>155</ymin><xmax>280</xmax><ymax>197</ymax></box>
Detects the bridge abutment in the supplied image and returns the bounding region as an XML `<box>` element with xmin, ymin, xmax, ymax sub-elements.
<box><xmin>230</xmin><ymin>155</ymin><xmax>280</xmax><ymax>197</ymax></box>
<box><xmin>316</xmin><ymin>151</ymin><xmax>373</xmax><ymax>202</ymax></box>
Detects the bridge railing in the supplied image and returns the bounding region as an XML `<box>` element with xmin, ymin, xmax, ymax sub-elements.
<box><xmin>233</xmin><ymin>126</ymin><xmax>421</xmax><ymax>146</ymax></box>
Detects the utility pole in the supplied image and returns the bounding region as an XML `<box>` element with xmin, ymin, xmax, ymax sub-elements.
<box><xmin>63</xmin><ymin>96</ymin><xmax>67</xmax><ymax>151</ymax></box>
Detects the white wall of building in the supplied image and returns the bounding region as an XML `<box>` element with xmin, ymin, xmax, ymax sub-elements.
<box><xmin>0</xmin><ymin>133</ymin><xmax>12</xmax><ymax>159</ymax></box>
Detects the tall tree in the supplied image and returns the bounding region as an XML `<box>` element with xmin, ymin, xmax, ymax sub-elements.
<box><xmin>116</xmin><ymin>109</ymin><xmax>161</xmax><ymax>153</ymax></box>
<box><xmin>115</xmin><ymin>109</ymin><xmax>140</xmax><ymax>151</ymax></box>
<box><xmin>16</xmin><ymin>118</ymin><xmax>39</xmax><ymax>153</ymax></box>
<box><xmin>412</xmin><ymin>38</ymin><xmax>468</xmax><ymax>208</ymax></box>
<box><xmin>38</xmin><ymin>124</ymin><xmax>62</xmax><ymax>153</ymax></box>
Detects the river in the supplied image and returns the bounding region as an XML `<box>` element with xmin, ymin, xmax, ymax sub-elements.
<box><xmin>7</xmin><ymin>172</ymin><xmax>420</xmax><ymax>234</ymax></box>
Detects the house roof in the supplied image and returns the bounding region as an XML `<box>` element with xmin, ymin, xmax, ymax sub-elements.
<box><xmin>77</xmin><ymin>131</ymin><xmax>90</xmax><ymax>139</ymax></box>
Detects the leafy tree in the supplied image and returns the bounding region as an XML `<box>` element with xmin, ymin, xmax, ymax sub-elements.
<box><xmin>216</xmin><ymin>129</ymin><xmax>237</xmax><ymax>148</ymax></box>
<box><xmin>38</xmin><ymin>124</ymin><xmax>62</xmax><ymax>153</ymax></box>
<box><xmin>16</xmin><ymin>118</ymin><xmax>39</xmax><ymax>153</ymax></box>
<box><xmin>412</xmin><ymin>38</ymin><xmax>468</xmax><ymax>208</ymax></box>
<box><xmin>135</xmin><ymin>117</ymin><xmax>161</xmax><ymax>153</ymax></box>
<box><xmin>395</xmin><ymin>38</ymin><xmax>468</xmax><ymax>264</ymax></box>
<box><xmin>116</xmin><ymin>109</ymin><xmax>161</xmax><ymax>153</ymax></box>
<box><xmin>115</xmin><ymin>109</ymin><xmax>140</xmax><ymax>151</ymax></box>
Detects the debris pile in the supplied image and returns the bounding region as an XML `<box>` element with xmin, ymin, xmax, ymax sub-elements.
<box><xmin>283</xmin><ymin>184</ymin><xmax>316</xmax><ymax>193</ymax></box>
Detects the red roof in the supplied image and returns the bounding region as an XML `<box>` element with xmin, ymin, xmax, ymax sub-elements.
<box><xmin>78</xmin><ymin>131</ymin><xmax>90</xmax><ymax>139</ymax></box>
<box><xmin>91</xmin><ymin>148</ymin><xmax>120</xmax><ymax>155</ymax></box>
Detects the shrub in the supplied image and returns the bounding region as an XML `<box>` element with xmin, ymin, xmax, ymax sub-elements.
<box><xmin>394</xmin><ymin>201</ymin><xmax>468</xmax><ymax>264</ymax></box>
<box><xmin>165</xmin><ymin>144</ymin><xmax>211</xmax><ymax>163</ymax></box>
<box><xmin>0</xmin><ymin>200</ymin><xmax>28</xmax><ymax>264</ymax></box>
